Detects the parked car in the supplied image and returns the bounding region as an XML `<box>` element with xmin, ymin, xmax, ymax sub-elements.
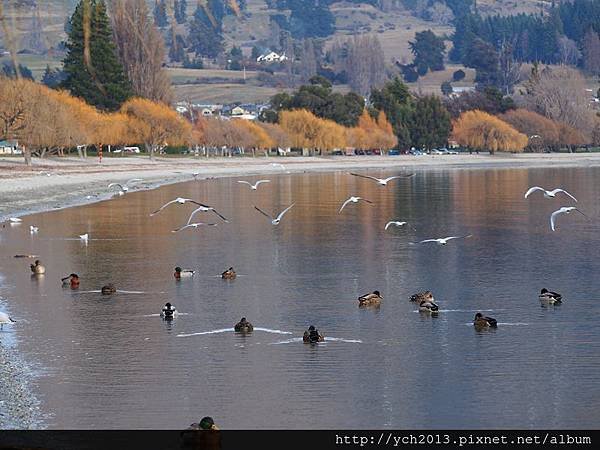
<box><xmin>388</xmin><ymin>149</ymin><xmax>401</xmax><ymax>156</ymax></box>
<box><xmin>430</xmin><ymin>149</ymin><xmax>445</xmax><ymax>155</ymax></box>
<box><xmin>372</xmin><ymin>149</ymin><xmax>382</xmax><ymax>155</ymax></box>
<box><xmin>332</xmin><ymin>150</ymin><xmax>343</xmax><ymax>156</ymax></box>
<box><xmin>354</xmin><ymin>149</ymin><xmax>366</xmax><ymax>155</ymax></box>
<box><xmin>446</xmin><ymin>149</ymin><xmax>459</xmax><ymax>155</ymax></box>
<box><xmin>409</xmin><ymin>149</ymin><xmax>424</xmax><ymax>156</ymax></box>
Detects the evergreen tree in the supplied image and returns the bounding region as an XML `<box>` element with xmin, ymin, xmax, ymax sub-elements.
<box><xmin>409</xmin><ymin>30</ymin><xmax>446</xmax><ymax>75</ymax></box>
<box><xmin>154</xmin><ymin>0</ymin><xmax>168</xmax><ymax>28</ymax></box>
<box><xmin>41</xmin><ymin>65</ymin><xmax>66</xmax><ymax>87</ymax></box>
<box><xmin>1</xmin><ymin>61</ymin><xmax>34</xmax><ymax>80</ymax></box>
<box><xmin>409</xmin><ymin>95</ymin><xmax>451</xmax><ymax>150</ymax></box>
<box><xmin>370</xmin><ymin>77</ymin><xmax>413</xmax><ymax>148</ymax></box>
<box><xmin>187</xmin><ymin>2</ymin><xmax>224</xmax><ymax>58</ymax></box>
<box><xmin>464</xmin><ymin>38</ymin><xmax>499</xmax><ymax>88</ymax></box>
<box><xmin>174</xmin><ymin>0</ymin><xmax>187</xmax><ymax>24</ymax></box>
<box><xmin>61</xmin><ymin>0</ymin><xmax>131</xmax><ymax>111</ymax></box>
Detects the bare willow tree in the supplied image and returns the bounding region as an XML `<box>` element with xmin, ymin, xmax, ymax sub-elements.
<box><xmin>345</xmin><ymin>35</ymin><xmax>386</xmax><ymax>96</ymax></box>
<box><xmin>520</xmin><ymin>65</ymin><xmax>593</xmax><ymax>140</ymax></box>
<box><xmin>109</xmin><ymin>0</ymin><xmax>173</xmax><ymax>104</ymax></box>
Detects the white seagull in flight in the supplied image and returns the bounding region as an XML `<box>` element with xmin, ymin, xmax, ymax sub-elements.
<box><xmin>415</xmin><ymin>235</ymin><xmax>473</xmax><ymax>246</ymax></box>
<box><xmin>350</xmin><ymin>172</ymin><xmax>415</xmax><ymax>186</ymax></box>
<box><xmin>254</xmin><ymin>203</ymin><xmax>295</xmax><ymax>225</ymax></box>
<box><xmin>550</xmin><ymin>207</ymin><xmax>588</xmax><ymax>231</ymax></box>
<box><xmin>186</xmin><ymin>204</ymin><xmax>229</xmax><ymax>224</ymax></box>
<box><xmin>172</xmin><ymin>223</ymin><xmax>218</xmax><ymax>233</ymax></box>
<box><xmin>339</xmin><ymin>196</ymin><xmax>373</xmax><ymax>213</ymax></box>
<box><xmin>79</xmin><ymin>233</ymin><xmax>89</xmax><ymax>242</ymax></box>
<box><xmin>385</xmin><ymin>221</ymin><xmax>408</xmax><ymax>230</ymax></box>
<box><xmin>108</xmin><ymin>178</ymin><xmax>143</xmax><ymax>195</ymax></box>
<box><xmin>237</xmin><ymin>180</ymin><xmax>271</xmax><ymax>191</ymax></box>
<box><xmin>525</xmin><ymin>187</ymin><xmax>577</xmax><ymax>202</ymax></box>
<box><xmin>150</xmin><ymin>197</ymin><xmax>210</xmax><ymax>216</ymax></box>
<box><xmin>30</xmin><ymin>225</ymin><xmax>39</xmax><ymax>234</ymax></box>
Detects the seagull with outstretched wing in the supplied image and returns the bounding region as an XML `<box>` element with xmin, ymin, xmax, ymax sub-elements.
<box><xmin>108</xmin><ymin>178</ymin><xmax>143</xmax><ymax>195</ymax></box>
<box><xmin>150</xmin><ymin>197</ymin><xmax>206</xmax><ymax>216</ymax></box>
<box><xmin>525</xmin><ymin>187</ymin><xmax>577</xmax><ymax>202</ymax></box>
<box><xmin>550</xmin><ymin>207</ymin><xmax>588</xmax><ymax>231</ymax></box>
<box><xmin>415</xmin><ymin>235</ymin><xmax>473</xmax><ymax>246</ymax></box>
<box><xmin>350</xmin><ymin>172</ymin><xmax>415</xmax><ymax>186</ymax></box>
<box><xmin>254</xmin><ymin>203</ymin><xmax>295</xmax><ymax>225</ymax></box>
<box><xmin>237</xmin><ymin>180</ymin><xmax>271</xmax><ymax>191</ymax></box>
<box><xmin>172</xmin><ymin>223</ymin><xmax>218</xmax><ymax>233</ymax></box>
<box><xmin>339</xmin><ymin>196</ymin><xmax>373</xmax><ymax>213</ymax></box>
<box><xmin>186</xmin><ymin>204</ymin><xmax>229</xmax><ymax>223</ymax></box>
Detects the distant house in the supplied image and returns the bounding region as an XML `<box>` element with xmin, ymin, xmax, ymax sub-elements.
<box><xmin>0</xmin><ymin>139</ymin><xmax>22</xmax><ymax>155</ymax></box>
<box><xmin>256</xmin><ymin>51</ymin><xmax>288</xmax><ymax>63</ymax></box>
<box><xmin>448</xmin><ymin>86</ymin><xmax>476</xmax><ymax>98</ymax></box>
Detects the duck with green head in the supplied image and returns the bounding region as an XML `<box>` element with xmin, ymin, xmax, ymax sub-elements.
<box><xmin>303</xmin><ymin>325</ymin><xmax>324</xmax><ymax>343</ymax></box>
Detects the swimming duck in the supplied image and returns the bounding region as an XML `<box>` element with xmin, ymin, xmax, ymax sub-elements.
<box><xmin>234</xmin><ymin>317</ymin><xmax>254</xmax><ymax>332</ymax></box>
<box><xmin>160</xmin><ymin>302</ymin><xmax>178</xmax><ymax>319</ymax></box>
<box><xmin>358</xmin><ymin>290</ymin><xmax>382</xmax><ymax>307</ymax></box>
<box><xmin>539</xmin><ymin>288</ymin><xmax>562</xmax><ymax>304</ymax></box>
<box><xmin>61</xmin><ymin>273</ymin><xmax>80</xmax><ymax>289</ymax></box>
<box><xmin>174</xmin><ymin>267</ymin><xmax>195</xmax><ymax>279</ymax></box>
<box><xmin>101</xmin><ymin>284</ymin><xmax>116</xmax><ymax>295</ymax></box>
<box><xmin>410</xmin><ymin>290</ymin><xmax>434</xmax><ymax>303</ymax></box>
<box><xmin>419</xmin><ymin>299</ymin><xmax>439</xmax><ymax>313</ymax></box>
<box><xmin>473</xmin><ymin>312</ymin><xmax>497</xmax><ymax>328</ymax></box>
<box><xmin>30</xmin><ymin>260</ymin><xmax>46</xmax><ymax>274</ymax></box>
<box><xmin>303</xmin><ymin>325</ymin><xmax>325</xmax><ymax>343</ymax></box>
<box><xmin>221</xmin><ymin>267</ymin><xmax>236</xmax><ymax>280</ymax></box>
<box><xmin>181</xmin><ymin>416</ymin><xmax>220</xmax><ymax>450</ymax></box>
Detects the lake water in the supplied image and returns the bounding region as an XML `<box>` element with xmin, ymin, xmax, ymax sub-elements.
<box><xmin>1</xmin><ymin>166</ymin><xmax>600</xmax><ymax>429</ymax></box>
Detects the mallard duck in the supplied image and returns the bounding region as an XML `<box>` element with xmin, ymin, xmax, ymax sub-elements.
<box><xmin>473</xmin><ymin>312</ymin><xmax>497</xmax><ymax>328</ymax></box>
<box><xmin>539</xmin><ymin>288</ymin><xmax>562</xmax><ymax>304</ymax></box>
<box><xmin>410</xmin><ymin>290</ymin><xmax>434</xmax><ymax>303</ymax></box>
<box><xmin>221</xmin><ymin>267</ymin><xmax>236</xmax><ymax>280</ymax></box>
<box><xmin>181</xmin><ymin>416</ymin><xmax>220</xmax><ymax>449</ymax></box>
<box><xmin>30</xmin><ymin>260</ymin><xmax>46</xmax><ymax>274</ymax></box>
<box><xmin>358</xmin><ymin>290</ymin><xmax>382</xmax><ymax>306</ymax></box>
<box><xmin>303</xmin><ymin>325</ymin><xmax>324</xmax><ymax>343</ymax></box>
<box><xmin>419</xmin><ymin>299</ymin><xmax>439</xmax><ymax>313</ymax></box>
<box><xmin>101</xmin><ymin>284</ymin><xmax>116</xmax><ymax>295</ymax></box>
<box><xmin>174</xmin><ymin>267</ymin><xmax>195</xmax><ymax>279</ymax></box>
<box><xmin>160</xmin><ymin>302</ymin><xmax>178</xmax><ymax>319</ymax></box>
<box><xmin>234</xmin><ymin>317</ymin><xmax>253</xmax><ymax>332</ymax></box>
<box><xmin>61</xmin><ymin>273</ymin><xmax>80</xmax><ymax>289</ymax></box>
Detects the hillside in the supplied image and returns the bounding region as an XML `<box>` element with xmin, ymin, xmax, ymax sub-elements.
<box><xmin>0</xmin><ymin>0</ymin><xmax>554</xmax><ymax>104</ymax></box>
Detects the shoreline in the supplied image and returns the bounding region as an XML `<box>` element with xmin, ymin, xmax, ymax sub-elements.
<box><xmin>3</xmin><ymin>153</ymin><xmax>600</xmax><ymax>221</ymax></box>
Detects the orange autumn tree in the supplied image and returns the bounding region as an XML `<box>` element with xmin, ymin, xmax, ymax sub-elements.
<box><xmin>498</xmin><ymin>109</ymin><xmax>560</xmax><ymax>151</ymax></box>
<box><xmin>233</xmin><ymin>119</ymin><xmax>275</xmax><ymax>156</ymax></box>
<box><xmin>279</xmin><ymin>109</ymin><xmax>346</xmax><ymax>155</ymax></box>
<box><xmin>452</xmin><ymin>110</ymin><xmax>528</xmax><ymax>154</ymax></box>
<box><xmin>120</xmin><ymin>97</ymin><xmax>192</xmax><ymax>159</ymax></box>
<box><xmin>348</xmin><ymin>110</ymin><xmax>397</xmax><ymax>153</ymax></box>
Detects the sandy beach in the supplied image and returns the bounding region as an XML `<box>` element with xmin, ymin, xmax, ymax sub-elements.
<box><xmin>2</xmin><ymin>152</ymin><xmax>600</xmax><ymax>221</ymax></box>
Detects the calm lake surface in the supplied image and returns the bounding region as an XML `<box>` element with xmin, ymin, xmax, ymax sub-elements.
<box><xmin>2</xmin><ymin>166</ymin><xmax>600</xmax><ymax>429</ymax></box>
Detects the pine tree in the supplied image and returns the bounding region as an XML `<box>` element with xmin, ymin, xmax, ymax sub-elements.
<box><xmin>174</xmin><ymin>0</ymin><xmax>187</xmax><ymax>24</ymax></box>
<box><xmin>409</xmin><ymin>30</ymin><xmax>445</xmax><ymax>75</ymax></box>
<box><xmin>409</xmin><ymin>95</ymin><xmax>451</xmax><ymax>150</ymax></box>
<box><xmin>61</xmin><ymin>0</ymin><xmax>131</xmax><ymax>111</ymax></box>
<box><xmin>154</xmin><ymin>0</ymin><xmax>168</xmax><ymax>28</ymax></box>
<box><xmin>187</xmin><ymin>2</ymin><xmax>224</xmax><ymax>58</ymax></box>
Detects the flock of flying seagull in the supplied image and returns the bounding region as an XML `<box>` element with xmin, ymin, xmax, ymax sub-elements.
<box><xmin>0</xmin><ymin>170</ymin><xmax>589</xmax><ymax>333</ymax></box>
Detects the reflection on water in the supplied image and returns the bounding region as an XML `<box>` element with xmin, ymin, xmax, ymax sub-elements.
<box><xmin>1</xmin><ymin>167</ymin><xmax>600</xmax><ymax>429</ymax></box>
